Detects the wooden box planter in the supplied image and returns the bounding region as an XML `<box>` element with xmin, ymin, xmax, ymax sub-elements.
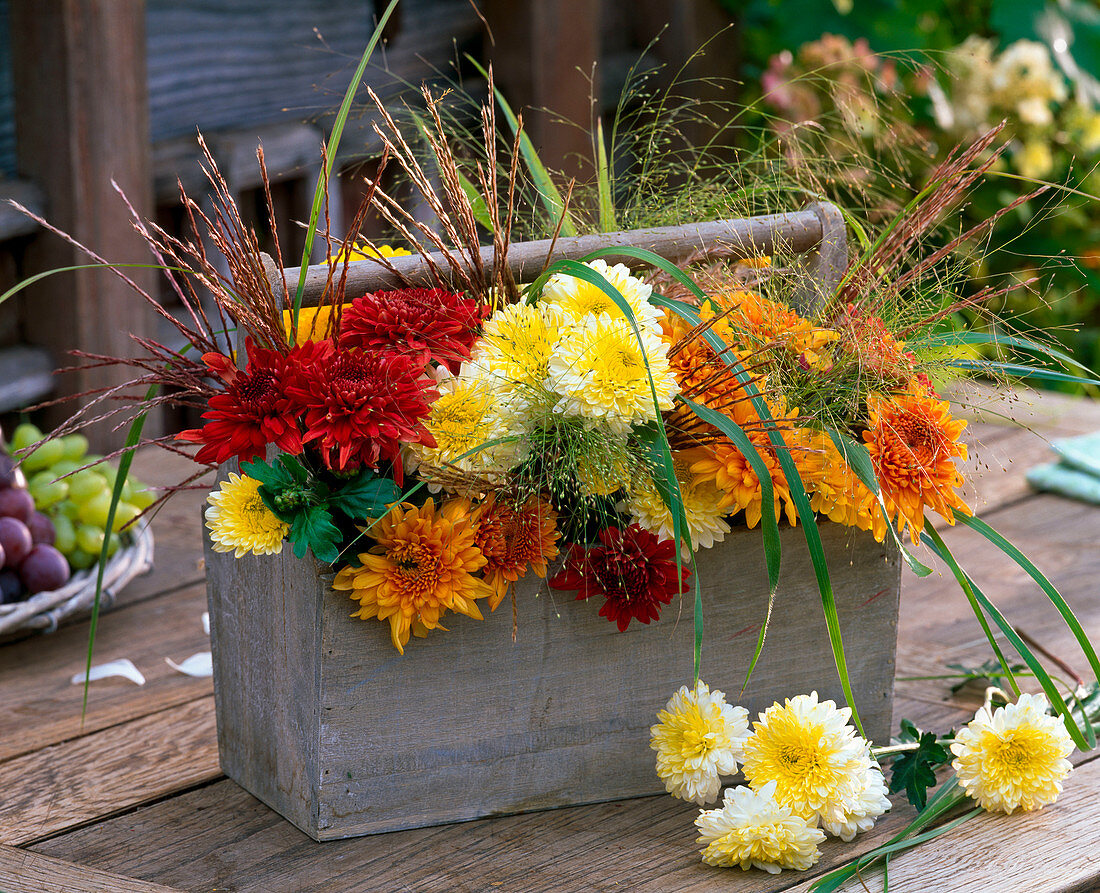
<box><xmin>204</xmin><ymin>205</ymin><xmax>903</xmax><ymax>841</ymax></box>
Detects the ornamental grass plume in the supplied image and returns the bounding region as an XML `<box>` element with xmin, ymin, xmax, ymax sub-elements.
<box><xmin>951</xmin><ymin>693</ymin><xmax>1074</xmax><ymax>814</ymax></box>
<box><xmin>650</xmin><ymin>680</ymin><xmax>750</xmax><ymax>805</ymax></box>
<box><xmin>204</xmin><ymin>473</ymin><xmax>290</xmax><ymax>558</ymax></box>
<box><xmin>695</xmin><ymin>781</ymin><xmax>826</xmax><ymax>873</ymax></box>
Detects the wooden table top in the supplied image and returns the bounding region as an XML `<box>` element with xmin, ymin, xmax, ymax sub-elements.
<box><xmin>3</xmin><ymin>384</ymin><xmax>1100</xmax><ymax>893</ymax></box>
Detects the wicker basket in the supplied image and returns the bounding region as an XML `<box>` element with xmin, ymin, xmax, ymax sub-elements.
<box><xmin>0</xmin><ymin>524</ymin><xmax>155</xmax><ymax>642</ymax></box>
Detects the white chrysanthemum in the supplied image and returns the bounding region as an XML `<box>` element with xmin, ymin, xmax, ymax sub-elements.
<box><xmin>819</xmin><ymin>764</ymin><xmax>891</xmax><ymax>841</ymax></box>
<box><xmin>548</xmin><ymin>313</ymin><xmax>678</xmax><ymax>434</ymax></box>
<box><xmin>540</xmin><ymin>259</ymin><xmax>662</xmax><ymax>332</ymax></box>
<box><xmin>742</xmin><ymin>692</ymin><xmax>875</xmax><ymax>827</ymax></box>
<box><xmin>650</xmin><ymin>680</ymin><xmax>751</xmax><ymax>805</ymax></box>
<box><xmin>990</xmin><ymin>40</ymin><xmax>1066</xmax><ymax>127</ymax></box>
<box><xmin>951</xmin><ymin>693</ymin><xmax>1074</xmax><ymax>814</ymax></box>
<box><xmin>625</xmin><ymin>450</ymin><xmax>729</xmax><ymax>556</ymax></box>
<box><xmin>695</xmin><ymin>781</ymin><xmax>825</xmax><ymax>873</ymax></box>
<box><xmin>410</xmin><ymin>371</ymin><xmax>521</xmax><ymax>481</ymax></box>
<box><xmin>467</xmin><ymin>301</ymin><xmax>562</xmax><ymax>395</ymax></box>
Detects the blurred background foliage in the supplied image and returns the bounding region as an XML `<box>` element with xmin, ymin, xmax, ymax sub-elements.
<box><xmin>720</xmin><ymin>0</ymin><xmax>1100</xmax><ymax>387</ymax></box>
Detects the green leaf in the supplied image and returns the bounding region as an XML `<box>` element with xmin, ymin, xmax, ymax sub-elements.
<box><xmin>955</xmin><ymin>513</ymin><xmax>1100</xmax><ymax>690</ymax></box>
<box><xmin>290</xmin><ymin>505</ymin><xmax>342</xmax><ymax>564</ymax></box>
<box><xmin>240</xmin><ymin>456</ymin><xmax>298</xmax><ymax>496</ymax></box>
<box><xmin>595</xmin><ymin>117</ymin><xmax>617</xmax><ymax>233</ymax></box>
<box><xmin>330</xmin><ymin>471</ymin><xmax>401</xmax><ymax>518</ymax></box>
<box><xmin>922</xmin><ymin>527</ymin><xmax>1094</xmax><ymax>752</ymax></box>
<box><xmin>945</xmin><ymin>658</ymin><xmax>1027</xmax><ymax>694</ymax></box>
<box><xmin>884</xmin><ymin>723</ymin><xmax>952</xmax><ymax>811</ymax></box>
<box><xmin>943</xmin><ymin>359</ymin><xmax>1100</xmax><ymax>387</ymax></box>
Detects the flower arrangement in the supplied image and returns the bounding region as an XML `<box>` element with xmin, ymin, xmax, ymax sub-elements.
<box><xmin>6</xmin><ymin>11</ymin><xmax>1100</xmax><ymax>881</ymax></box>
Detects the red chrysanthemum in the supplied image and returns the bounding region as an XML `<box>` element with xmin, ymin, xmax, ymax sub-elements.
<box><xmin>549</xmin><ymin>524</ymin><xmax>691</xmax><ymax>631</ymax></box>
<box><xmin>286</xmin><ymin>340</ymin><xmax>438</xmax><ymax>475</ymax></box>
<box><xmin>339</xmin><ymin>287</ymin><xmax>490</xmax><ymax>372</ymax></box>
<box><xmin>178</xmin><ymin>341</ymin><xmax>303</xmax><ymax>466</ymax></box>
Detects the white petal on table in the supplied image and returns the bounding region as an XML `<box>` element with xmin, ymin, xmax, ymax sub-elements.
<box><xmin>165</xmin><ymin>652</ymin><xmax>213</xmax><ymax>677</ymax></box>
<box><xmin>70</xmin><ymin>658</ymin><xmax>146</xmax><ymax>686</ymax></box>
<box><xmin>201</xmin><ymin>611</ymin><xmax>210</xmax><ymax>635</ymax></box>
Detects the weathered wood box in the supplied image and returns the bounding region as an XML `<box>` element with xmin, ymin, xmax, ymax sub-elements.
<box><xmin>204</xmin><ymin>204</ymin><xmax>902</xmax><ymax>841</ymax></box>
<box><xmin>205</xmin><ymin>523</ymin><xmax>900</xmax><ymax>841</ymax></box>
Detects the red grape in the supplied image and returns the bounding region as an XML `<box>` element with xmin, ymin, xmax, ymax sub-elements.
<box><xmin>0</xmin><ymin>569</ymin><xmax>23</xmax><ymax>603</ymax></box>
<box><xmin>0</xmin><ymin>517</ymin><xmax>33</xmax><ymax>567</ymax></box>
<box><xmin>26</xmin><ymin>511</ymin><xmax>56</xmax><ymax>546</ymax></box>
<box><xmin>19</xmin><ymin>544</ymin><xmax>71</xmax><ymax>594</ymax></box>
<box><xmin>0</xmin><ymin>488</ymin><xmax>34</xmax><ymax>522</ymax></box>
<box><xmin>0</xmin><ymin>454</ymin><xmax>15</xmax><ymax>489</ymax></box>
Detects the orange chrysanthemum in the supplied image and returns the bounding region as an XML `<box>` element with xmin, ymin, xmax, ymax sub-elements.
<box><xmin>863</xmin><ymin>388</ymin><xmax>971</xmax><ymax>541</ymax></box>
<box><xmin>690</xmin><ymin>429</ymin><xmax>798</xmax><ymax>529</ymax></box>
<box><xmin>708</xmin><ymin>290</ymin><xmax>839</xmax><ymax>363</ymax></box>
<box><xmin>471</xmin><ymin>494</ymin><xmax>560</xmax><ymax>610</ymax></box>
<box><xmin>332</xmin><ymin>499</ymin><xmax>492</xmax><ymax>653</ymax></box>
<box><xmin>800</xmin><ymin>432</ymin><xmax>884</xmax><ymax>540</ymax></box>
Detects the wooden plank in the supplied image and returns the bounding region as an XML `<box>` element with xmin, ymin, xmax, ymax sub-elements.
<box><xmin>0</xmin><ymin>844</ymin><xmax>182</xmax><ymax>893</ymax></box>
<box><xmin>28</xmin><ymin>776</ymin><xmax>925</xmax><ymax>893</ymax></box>
<box><xmin>0</xmin><ymin>344</ymin><xmax>53</xmax><ymax>413</ymax></box>
<box><xmin>0</xmin><ymin>581</ymin><xmax>211</xmax><ymax>762</ymax></box>
<box><xmin>784</xmin><ymin>753</ymin><xmax>1100</xmax><ymax>893</ymax></box>
<box><xmin>0</xmin><ymin>697</ymin><xmax>219</xmax><ymax>846</ymax></box>
<box><xmin>284</xmin><ymin>206</ymin><xmax>833</xmax><ymax>305</ymax></box>
<box><xmin>10</xmin><ymin>0</ymin><xmax>159</xmax><ymax>448</ymax></box>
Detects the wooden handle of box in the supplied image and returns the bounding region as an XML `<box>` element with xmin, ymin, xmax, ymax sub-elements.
<box><xmin>275</xmin><ymin>201</ymin><xmax>847</xmax><ymax>313</ymax></box>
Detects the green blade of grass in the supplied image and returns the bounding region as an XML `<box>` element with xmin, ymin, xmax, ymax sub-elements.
<box><xmin>595</xmin><ymin>117</ymin><xmax>617</xmax><ymax>233</ymax></box>
<box><xmin>292</xmin><ymin>0</ymin><xmax>401</xmax><ymax>323</ymax></box>
<box><xmin>922</xmin><ymin>527</ymin><xmax>1094</xmax><ymax>751</ymax></box>
<box><xmin>465</xmin><ymin>55</ymin><xmax>578</xmax><ymax>237</ymax></box>
<box><xmin>910</xmin><ymin>330</ymin><xmax>1098</xmax><ymax>379</ymax></box>
<box><xmin>943</xmin><ymin>359</ymin><xmax>1100</xmax><ymax>387</ymax></box>
<box><xmin>955</xmin><ymin>513</ymin><xmax>1100</xmax><ymax>687</ymax></box>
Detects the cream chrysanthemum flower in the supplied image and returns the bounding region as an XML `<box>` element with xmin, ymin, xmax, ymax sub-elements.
<box><xmin>204</xmin><ymin>473</ymin><xmax>289</xmax><ymax>558</ymax></box>
<box><xmin>695</xmin><ymin>781</ymin><xmax>825</xmax><ymax>873</ymax></box>
<box><xmin>742</xmin><ymin>692</ymin><xmax>876</xmax><ymax>828</ymax></box>
<box><xmin>819</xmin><ymin>765</ymin><xmax>891</xmax><ymax>841</ymax></box>
<box><xmin>411</xmin><ymin>371</ymin><xmax>519</xmax><ymax>479</ymax></box>
<box><xmin>626</xmin><ymin>448</ymin><xmax>729</xmax><ymax>555</ymax></box>
<box><xmin>540</xmin><ymin>259</ymin><xmax>662</xmax><ymax>332</ymax></box>
<box><xmin>548</xmin><ymin>313</ymin><xmax>678</xmax><ymax>434</ymax></box>
<box><xmin>467</xmin><ymin>301</ymin><xmax>562</xmax><ymax>399</ymax></box>
<box><xmin>650</xmin><ymin>680</ymin><xmax>750</xmax><ymax>805</ymax></box>
<box><xmin>951</xmin><ymin>693</ymin><xmax>1074</xmax><ymax>814</ymax></box>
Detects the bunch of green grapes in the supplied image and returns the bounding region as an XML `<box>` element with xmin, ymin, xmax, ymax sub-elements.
<box><xmin>11</xmin><ymin>423</ymin><xmax>156</xmax><ymax>571</ymax></box>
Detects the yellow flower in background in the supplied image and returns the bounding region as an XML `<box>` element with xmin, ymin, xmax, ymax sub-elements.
<box><xmin>742</xmin><ymin>692</ymin><xmax>877</xmax><ymax>828</ymax></box>
<box><xmin>951</xmin><ymin>693</ymin><xmax>1074</xmax><ymax>814</ymax></box>
<box><xmin>548</xmin><ymin>313</ymin><xmax>678</xmax><ymax>435</ymax></box>
<box><xmin>331</xmin><ymin>242</ymin><xmax>412</xmax><ymax>263</ymax></box>
<box><xmin>282</xmin><ymin>304</ymin><xmax>345</xmax><ymax>346</ymax></box>
<box><xmin>1015</xmin><ymin>140</ymin><xmax>1054</xmax><ymax>181</ymax></box>
<box><xmin>650</xmin><ymin>680</ymin><xmax>750</xmax><ymax>805</ymax></box>
<box><xmin>540</xmin><ymin>258</ymin><xmax>662</xmax><ymax>332</ymax></box>
<box><xmin>333</xmin><ymin>499</ymin><xmax>491</xmax><ymax>653</ymax></box>
<box><xmin>204</xmin><ymin>473</ymin><xmax>289</xmax><ymax>558</ymax></box>
<box><xmin>695</xmin><ymin>782</ymin><xmax>825</xmax><ymax>873</ymax></box>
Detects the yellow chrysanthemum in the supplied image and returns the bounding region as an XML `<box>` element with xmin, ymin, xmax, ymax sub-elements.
<box><xmin>626</xmin><ymin>448</ymin><xmax>729</xmax><ymax>554</ymax></box>
<box><xmin>332</xmin><ymin>499</ymin><xmax>492</xmax><ymax>653</ymax></box>
<box><xmin>548</xmin><ymin>313</ymin><xmax>678</xmax><ymax>434</ymax></box>
<box><xmin>951</xmin><ymin>693</ymin><xmax>1074</xmax><ymax>814</ymax></box>
<box><xmin>863</xmin><ymin>387</ymin><xmax>971</xmax><ymax>542</ymax></box>
<box><xmin>650</xmin><ymin>680</ymin><xmax>750</xmax><ymax>805</ymax></box>
<box><xmin>204</xmin><ymin>473</ymin><xmax>289</xmax><ymax>558</ymax></box>
<box><xmin>331</xmin><ymin>242</ymin><xmax>412</xmax><ymax>262</ymax></box>
<box><xmin>467</xmin><ymin>302</ymin><xmax>562</xmax><ymax>411</ymax></box>
<box><xmin>282</xmin><ymin>303</ymin><xmax>346</xmax><ymax>346</ymax></box>
<box><xmin>540</xmin><ymin>259</ymin><xmax>662</xmax><ymax>332</ymax></box>
<box><xmin>742</xmin><ymin>692</ymin><xmax>877</xmax><ymax>827</ymax></box>
<box><xmin>695</xmin><ymin>782</ymin><xmax>825</xmax><ymax>873</ymax></box>
<box><xmin>800</xmin><ymin>432</ymin><xmax>884</xmax><ymax>540</ymax></box>
<box><xmin>412</xmin><ymin>372</ymin><xmax>518</xmax><ymax>479</ymax></box>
